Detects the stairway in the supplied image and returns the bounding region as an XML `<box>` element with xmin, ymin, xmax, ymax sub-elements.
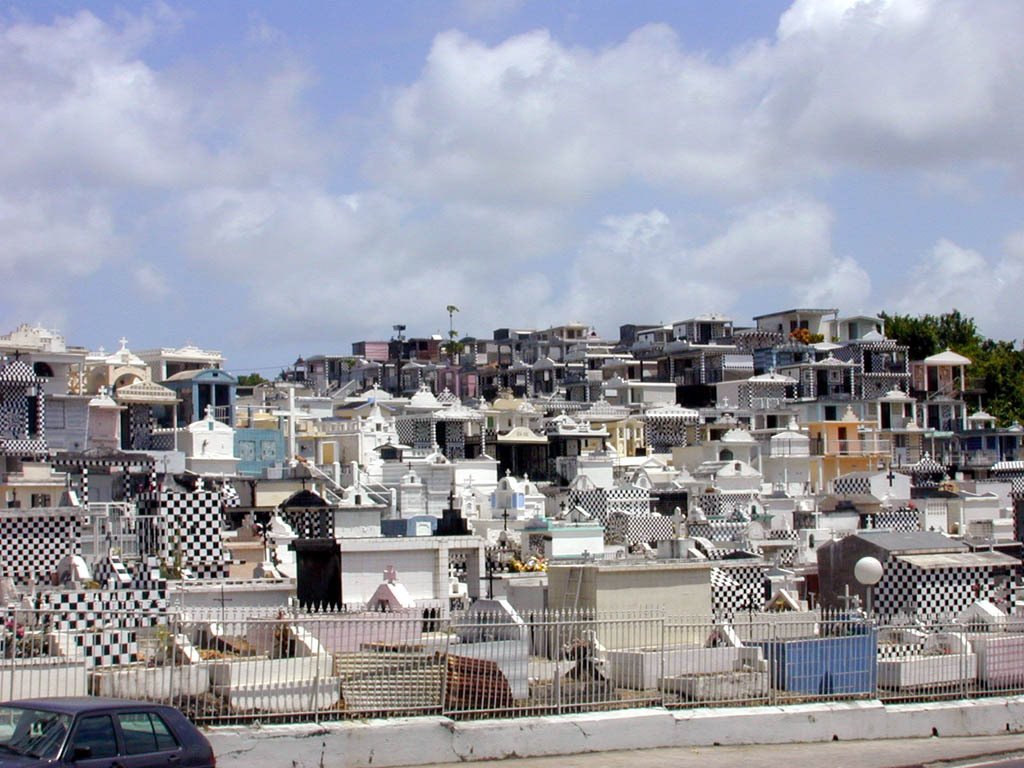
<box><xmin>1011</xmin><ymin>581</ymin><xmax>1024</xmax><ymax>617</ymax></box>
<box><xmin>561</xmin><ymin>566</ymin><xmax>584</xmax><ymax>612</ymax></box>
<box><xmin>296</xmin><ymin>457</ymin><xmax>394</xmax><ymax>512</ymax></box>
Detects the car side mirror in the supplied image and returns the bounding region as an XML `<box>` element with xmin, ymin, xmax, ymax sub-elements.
<box><xmin>71</xmin><ymin>745</ymin><xmax>92</xmax><ymax>761</ymax></box>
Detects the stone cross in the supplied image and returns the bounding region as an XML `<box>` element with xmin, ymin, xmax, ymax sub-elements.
<box><xmin>837</xmin><ymin>583</ymin><xmax>858</xmax><ymax>611</ymax></box>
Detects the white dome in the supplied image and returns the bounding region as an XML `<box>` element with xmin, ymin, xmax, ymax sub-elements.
<box><xmin>721</xmin><ymin>427</ymin><xmax>757</xmax><ymax>444</ymax></box>
<box><xmin>408</xmin><ymin>383</ymin><xmax>441</xmax><ymax>410</ymax></box>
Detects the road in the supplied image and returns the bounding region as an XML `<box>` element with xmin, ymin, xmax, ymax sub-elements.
<box><xmin>408</xmin><ymin>735</ymin><xmax>1024</xmax><ymax>768</ymax></box>
<box><xmin>931</xmin><ymin>756</ymin><xmax>1024</xmax><ymax>768</ymax></box>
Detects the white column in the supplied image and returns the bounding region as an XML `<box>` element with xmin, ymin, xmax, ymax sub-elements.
<box><xmin>435</xmin><ymin>541</ymin><xmax>449</xmax><ymax>601</ymax></box>
<box><xmin>287</xmin><ymin>385</ymin><xmax>297</xmax><ymax>461</ymax></box>
<box><xmin>961</xmin><ymin>364</ymin><xmax>968</xmax><ymax>430</ymax></box>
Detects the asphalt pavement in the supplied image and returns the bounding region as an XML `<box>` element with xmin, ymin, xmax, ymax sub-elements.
<box><xmin>924</xmin><ymin>753</ymin><xmax>1024</xmax><ymax>768</ymax></box>
<box><xmin>407</xmin><ymin>735</ymin><xmax>1024</xmax><ymax>768</ymax></box>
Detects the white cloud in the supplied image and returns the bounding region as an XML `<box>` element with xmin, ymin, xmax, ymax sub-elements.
<box><xmin>889</xmin><ymin>236</ymin><xmax>1024</xmax><ymax>341</ymax></box>
<box><xmin>0</xmin><ymin>9</ymin><xmax>328</xmax><ymax>193</ymax></box>
<box><xmin>178</xmin><ymin>181</ymin><xmax>565</xmax><ymax>341</ymax></box>
<box><xmin>695</xmin><ymin>200</ymin><xmax>871</xmax><ymax>312</ymax></box>
<box><xmin>1003</xmin><ymin>230</ymin><xmax>1024</xmax><ymax>264</ymax></box>
<box><xmin>694</xmin><ymin>200</ymin><xmax>834</xmax><ymax>280</ymax></box>
<box><xmin>768</xmin><ymin>0</ymin><xmax>1024</xmax><ymax>170</ymax></box>
<box><xmin>2</xmin><ymin>3</ymin><xmax>1023</xmax><ymax>356</ymax></box>
<box><xmin>0</xmin><ymin>8</ymin><xmax>332</xmax><ymax>335</ymax></box>
<box><xmin>0</xmin><ymin>10</ymin><xmax>199</xmax><ymax>189</ymax></box>
<box><xmin>0</xmin><ymin>191</ymin><xmax>119</xmax><ymax>321</ymax></box>
<box><xmin>371</xmin><ymin>0</ymin><xmax>1024</xmax><ymax>209</ymax></box>
<box><xmin>800</xmin><ymin>256</ymin><xmax>872</xmax><ymax>312</ymax></box>
<box><xmin>369</xmin><ymin>25</ymin><xmax>777</xmax><ymax>202</ymax></box>
<box><xmin>246</xmin><ymin>12</ymin><xmax>283</xmax><ymax>44</ymax></box>
<box><xmin>132</xmin><ymin>263</ymin><xmax>171</xmax><ymax>300</ymax></box>
<box><xmin>563</xmin><ymin>199</ymin><xmax>871</xmax><ymax>330</ymax></box>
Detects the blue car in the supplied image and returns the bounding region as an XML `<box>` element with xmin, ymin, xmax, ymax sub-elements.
<box><xmin>0</xmin><ymin>698</ymin><xmax>215</xmax><ymax>767</ymax></box>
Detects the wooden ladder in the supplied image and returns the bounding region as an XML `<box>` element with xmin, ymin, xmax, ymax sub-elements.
<box><xmin>562</xmin><ymin>566</ymin><xmax>583</xmax><ymax>612</ymax></box>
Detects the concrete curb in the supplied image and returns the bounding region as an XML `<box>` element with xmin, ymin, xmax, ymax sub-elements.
<box><xmin>207</xmin><ymin>697</ymin><xmax>1024</xmax><ymax>768</ymax></box>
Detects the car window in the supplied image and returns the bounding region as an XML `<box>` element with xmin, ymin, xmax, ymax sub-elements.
<box><xmin>71</xmin><ymin>715</ymin><xmax>118</xmax><ymax>759</ymax></box>
<box><xmin>0</xmin><ymin>707</ymin><xmax>70</xmax><ymax>760</ymax></box>
<box><xmin>117</xmin><ymin>712</ymin><xmax>179</xmax><ymax>755</ymax></box>
<box><xmin>118</xmin><ymin>713</ymin><xmax>157</xmax><ymax>755</ymax></box>
<box><xmin>149</xmin><ymin>713</ymin><xmax>179</xmax><ymax>751</ymax></box>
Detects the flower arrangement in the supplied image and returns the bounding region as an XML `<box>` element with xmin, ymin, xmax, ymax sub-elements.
<box><xmin>510</xmin><ymin>555</ymin><xmax>548</xmax><ymax>573</ymax></box>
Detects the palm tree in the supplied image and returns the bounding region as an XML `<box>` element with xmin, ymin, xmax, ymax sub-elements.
<box><xmin>443</xmin><ymin>305</ymin><xmax>463</xmax><ymax>363</ymax></box>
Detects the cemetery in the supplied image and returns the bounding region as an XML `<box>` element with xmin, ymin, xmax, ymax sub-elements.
<box><xmin>6</xmin><ymin>591</ymin><xmax>1024</xmax><ymax>722</ymax></box>
<box><xmin>2</xmin><ymin>325</ymin><xmax>1024</xmax><ymax>736</ymax></box>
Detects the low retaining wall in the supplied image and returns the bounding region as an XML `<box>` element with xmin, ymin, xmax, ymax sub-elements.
<box><xmin>0</xmin><ymin>659</ymin><xmax>87</xmax><ymax>699</ymax></box>
<box><xmin>208</xmin><ymin>695</ymin><xmax>1024</xmax><ymax>768</ymax></box>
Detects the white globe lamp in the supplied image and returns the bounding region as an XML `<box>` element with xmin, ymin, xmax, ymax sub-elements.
<box><xmin>854</xmin><ymin>556</ymin><xmax>883</xmax><ymax>618</ymax></box>
<box><xmin>854</xmin><ymin>556</ymin><xmax>883</xmax><ymax>586</ymax></box>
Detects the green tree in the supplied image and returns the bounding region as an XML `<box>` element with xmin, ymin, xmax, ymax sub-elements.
<box><xmin>881</xmin><ymin>309</ymin><xmax>983</xmax><ymax>359</ymax></box>
<box><xmin>237</xmin><ymin>372</ymin><xmax>269</xmax><ymax>386</ymax></box>
<box><xmin>934</xmin><ymin>309</ymin><xmax>979</xmax><ymax>350</ymax></box>
<box><xmin>881</xmin><ymin>309</ymin><xmax>1024</xmax><ymax>425</ymax></box>
<box><xmin>879</xmin><ymin>312</ymin><xmax>940</xmax><ymax>360</ymax></box>
<box><xmin>971</xmin><ymin>339</ymin><xmax>1024</xmax><ymax>424</ymax></box>
<box><xmin>442</xmin><ymin>304</ymin><xmax>464</xmax><ymax>362</ymax></box>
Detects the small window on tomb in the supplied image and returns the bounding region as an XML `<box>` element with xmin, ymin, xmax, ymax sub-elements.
<box><xmin>32</xmin><ymin>362</ymin><xmax>54</xmax><ymax>378</ymax></box>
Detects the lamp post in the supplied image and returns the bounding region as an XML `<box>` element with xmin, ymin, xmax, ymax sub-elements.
<box><xmin>854</xmin><ymin>556</ymin><xmax>884</xmax><ymax>619</ymax></box>
<box><xmin>444</xmin><ymin>305</ymin><xmax>461</xmax><ymax>368</ymax></box>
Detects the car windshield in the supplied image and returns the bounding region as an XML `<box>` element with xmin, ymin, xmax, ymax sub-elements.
<box><xmin>0</xmin><ymin>705</ymin><xmax>72</xmax><ymax>759</ymax></box>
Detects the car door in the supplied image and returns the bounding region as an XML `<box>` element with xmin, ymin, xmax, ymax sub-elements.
<box><xmin>65</xmin><ymin>714</ymin><xmax>122</xmax><ymax>768</ymax></box>
<box><xmin>114</xmin><ymin>711</ymin><xmax>187</xmax><ymax>768</ymax></box>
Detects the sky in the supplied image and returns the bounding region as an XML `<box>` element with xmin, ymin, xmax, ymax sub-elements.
<box><xmin>2</xmin><ymin>0</ymin><xmax>1024</xmax><ymax>375</ymax></box>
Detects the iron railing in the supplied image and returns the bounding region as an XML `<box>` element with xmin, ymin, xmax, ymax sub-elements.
<box><xmin>1</xmin><ymin>606</ymin><xmax>1023</xmax><ymax>725</ymax></box>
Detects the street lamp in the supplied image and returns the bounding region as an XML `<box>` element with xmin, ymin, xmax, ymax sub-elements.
<box><xmin>854</xmin><ymin>556</ymin><xmax>884</xmax><ymax>618</ymax></box>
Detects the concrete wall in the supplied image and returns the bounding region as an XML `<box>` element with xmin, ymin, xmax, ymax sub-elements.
<box><xmin>760</xmin><ymin>456</ymin><xmax>810</xmax><ymax>492</ymax></box>
<box><xmin>548</xmin><ymin>563</ymin><xmax>712</xmax><ymax>617</ymax></box>
<box><xmin>208</xmin><ymin>696</ymin><xmax>1024</xmax><ymax>768</ymax></box>
<box><xmin>342</xmin><ymin>549</ymin><xmax>438</xmax><ymax>603</ymax></box>
<box><xmin>596</xmin><ymin>566</ymin><xmax>711</xmax><ymax>616</ymax></box>
<box><xmin>172</xmin><ymin>579</ymin><xmax>294</xmax><ymax>609</ymax></box>
<box><xmin>0</xmin><ymin>662</ymin><xmax>87</xmax><ymax>699</ymax></box>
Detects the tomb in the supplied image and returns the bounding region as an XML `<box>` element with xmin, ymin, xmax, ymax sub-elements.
<box><xmin>751</xmin><ymin>617</ymin><xmax>878</xmax><ymax>696</ymax></box>
<box><xmin>959</xmin><ymin>601</ymin><xmax>1024</xmax><ymax>688</ymax></box>
<box><xmin>656</xmin><ymin>624</ymin><xmax>769</xmax><ymax>703</ymax></box>
<box><xmin>877</xmin><ymin>631</ymin><xmax>977</xmax><ymax>690</ymax></box>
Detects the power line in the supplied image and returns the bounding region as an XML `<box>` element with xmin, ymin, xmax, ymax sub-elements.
<box><xmin>220</xmin><ymin>364</ymin><xmax>293</xmax><ymax>374</ymax></box>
